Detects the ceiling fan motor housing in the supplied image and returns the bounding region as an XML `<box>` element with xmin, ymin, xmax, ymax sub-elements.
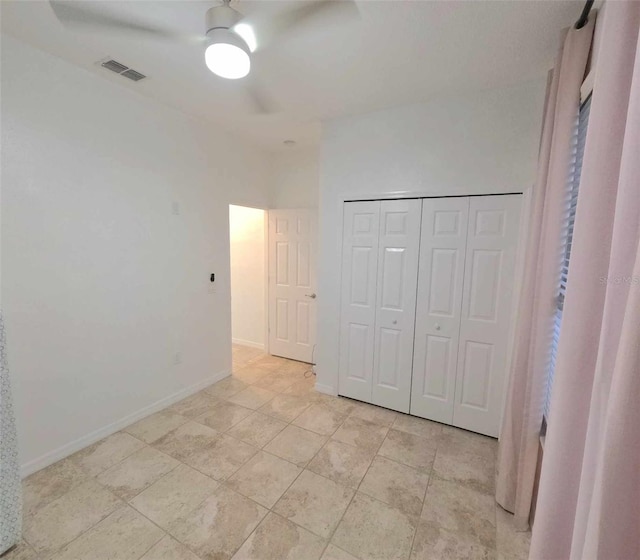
<box><xmin>206</xmin><ymin>4</ymin><xmax>242</xmax><ymax>34</ymax></box>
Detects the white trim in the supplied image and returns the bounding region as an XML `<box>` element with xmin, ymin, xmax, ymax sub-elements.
<box><xmin>231</xmin><ymin>338</ymin><xmax>265</xmax><ymax>350</ymax></box>
<box><xmin>340</xmin><ymin>188</ymin><xmax>523</xmax><ymax>204</ymax></box>
<box><xmin>580</xmin><ymin>3</ymin><xmax>602</xmax><ymax>103</ymax></box>
<box><xmin>581</xmin><ymin>69</ymin><xmax>594</xmax><ymax>103</ymax></box>
<box><xmin>499</xmin><ymin>186</ymin><xmax>533</xmax><ymax>437</ymax></box>
<box><xmin>315</xmin><ymin>382</ymin><xmax>337</xmax><ymax>396</ymax></box>
<box><xmin>264</xmin><ymin>211</ymin><xmax>270</xmax><ymax>355</ymax></box>
<box><xmin>20</xmin><ymin>368</ymin><xmax>230</xmax><ymax>478</ymax></box>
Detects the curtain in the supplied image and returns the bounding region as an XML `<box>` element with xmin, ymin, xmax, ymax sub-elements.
<box><xmin>0</xmin><ymin>310</ymin><xmax>22</xmax><ymax>555</ymax></box>
<box><xmin>530</xmin><ymin>2</ymin><xmax>640</xmax><ymax>558</ymax></box>
<box><xmin>495</xmin><ymin>19</ymin><xmax>594</xmax><ymax>530</ymax></box>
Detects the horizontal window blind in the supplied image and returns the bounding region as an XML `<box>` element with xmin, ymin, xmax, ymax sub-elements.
<box><xmin>544</xmin><ymin>95</ymin><xmax>592</xmax><ymax>420</ymax></box>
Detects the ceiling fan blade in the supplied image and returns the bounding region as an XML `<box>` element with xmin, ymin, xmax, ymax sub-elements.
<box><xmin>239</xmin><ymin>0</ymin><xmax>359</xmax><ymax>52</ymax></box>
<box><xmin>49</xmin><ymin>0</ymin><xmax>200</xmax><ymax>42</ymax></box>
<box><xmin>245</xmin><ymin>80</ymin><xmax>279</xmax><ymax>115</ymax></box>
<box><xmin>277</xmin><ymin>0</ymin><xmax>359</xmax><ymax>31</ymax></box>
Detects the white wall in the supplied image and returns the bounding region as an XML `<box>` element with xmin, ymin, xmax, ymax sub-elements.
<box><xmin>1</xmin><ymin>35</ymin><xmax>272</xmax><ymax>474</ymax></box>
<box><xmin>270</xmin><ymin>148</ymin><xmax>319</xmax><ymax>209</ymax></box>
<box><xmin>315</xmin><ymin>80</ymin><xmax>547</xmax><ymax>394</ymax></box>
<box><xmin>229</xmin><ymin>205</ymin><xmax>266</xmax><ymax>349</ymax></box>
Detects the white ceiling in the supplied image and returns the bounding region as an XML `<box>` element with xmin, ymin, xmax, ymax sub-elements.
<box><xmin>1</xmin><ymin>0</ymin><xmax>581</xmax><ymax>152</ymax></box>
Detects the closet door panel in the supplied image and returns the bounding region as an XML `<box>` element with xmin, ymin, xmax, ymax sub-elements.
<box><xmin>372</xmin><ymin>199</ymin><xmax>422</xmax><ymax>413</ymax></box>
<box><xmin>338</xmin><ymin>201</ymin><xmax>381</xmax><ymax>402</ymax></box>
<box><xmin>454</xmin><ymin>194</ymin><xmax>521</xmax><ymax>437</ymax></box>
<box><xmin>410</xmin><ymin>197</ymin><xmax>469</xmax><ymax>423</ymax></box>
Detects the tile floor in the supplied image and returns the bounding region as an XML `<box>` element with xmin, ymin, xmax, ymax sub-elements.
<box><xmin>7</xmin><ymin>344</ymin><xmax>531</xmax><ymax>560</ymax></box>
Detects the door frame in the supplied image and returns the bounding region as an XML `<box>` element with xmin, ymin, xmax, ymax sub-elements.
<box><xmin>263</xmin><ymin>211</ymin><xmax>270</xmax><ymax>355</ymax></box>
<box><xmin>227</xmin><ymin>203</ymin><xmax>270</xmax><ymax>356</ymax></box>
<box><xmin>335</xmin><ymin>189</ymin><xmax>528</xmax><ymax>436</ymax></box>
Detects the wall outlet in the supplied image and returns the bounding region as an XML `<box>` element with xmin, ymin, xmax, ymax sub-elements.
<box><xmin>173</xmin><ymin>352</ymin><xmax>182</xmax><ymax>366</ymax></box>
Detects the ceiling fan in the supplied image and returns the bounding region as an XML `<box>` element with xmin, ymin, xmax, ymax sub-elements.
<box><xmin>49</xmin><ymin>0</ymin><xmax>359</xmax><ymax>113</ymax></box>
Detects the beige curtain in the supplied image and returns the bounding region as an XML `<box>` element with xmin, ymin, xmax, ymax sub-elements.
<box><xmin>530</xmin><ymin>2</ymin><xmax>640</xmax><ymax>558</ymax></box>
<box><xmin>495</xmin><ymin>19</ymin><xmax>594</xmax><ymax>529</ymax></box>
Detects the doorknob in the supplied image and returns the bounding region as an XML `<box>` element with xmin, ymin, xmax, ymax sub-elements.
<box><xmin>435</xmin><ymin>323</ymin><xmax>441</xmax><ymax>331</ymax></box>
<box><xmin>305</xmin><ymin>293</ymin><xmax>317</xmax><ymax>299</ymax></box>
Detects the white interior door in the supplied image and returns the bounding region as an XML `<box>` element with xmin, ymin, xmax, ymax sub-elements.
<box><xmin>453</xmin><ymin>194</ymin><xmax>521</xmax><ymax>437</ymax></box>
<box><xmin>338</xmin><ymin>201</ymin><xmax>381</xmax><ymax>402</ymax></box>
<box><xmin>411</xmin><ymin>197</ymin><xmax>469</xmax><ymax>423</ymax></box>
<box><xmin>371</xmin><ymin>199</ymin><xmax>422</xmax><ymax>413</ymax></box>
<box><xmin>268</xmin><ymin>209</ymin><xmax>316</xmax><ymax>363</ymax></box>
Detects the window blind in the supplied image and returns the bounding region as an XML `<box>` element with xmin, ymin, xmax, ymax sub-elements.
<box><xmin>544</xmin><ymin>95</ymin><xmax>592</xmax><ymax>420</ymax></box>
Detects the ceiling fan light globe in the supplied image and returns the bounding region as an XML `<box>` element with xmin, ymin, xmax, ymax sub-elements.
<box><xmin>204</xmin><ymin>28</ymin><xmax>251</xmax><ymax>80</ymax></box>
<box><xmin>233</xmin><ymin>23</ymin><xmax>257</xmax><ymax>53</ymax></box>
<box><xmin>205</xmin><ymin>43</ymin><xmax>250</xmax><ymax>79</ymax></box>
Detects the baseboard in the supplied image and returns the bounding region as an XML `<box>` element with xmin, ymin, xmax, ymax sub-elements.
<box><xmin>20</xmin><ymin>368</ymin><xmax>230</xmax><ymax>478</ymax></box>
<box><xmin>315</xmin><ymin>382</ymin><xmax>337</xmax><ymax>396</ymax></box>
<box><xmin>232</xmin><ymin>338</ymin><xmax>265</xmax><ymax>350</ymax></box>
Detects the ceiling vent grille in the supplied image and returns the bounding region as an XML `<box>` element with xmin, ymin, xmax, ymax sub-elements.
<box><xmin>100</xmin><ymin>59</ymin><xmax>146</xmax><ymax>82</ymax></box>
<box><xmin>121</xmin><ymin>69</ymin><xmax>146</xmax><ymax>82</ymax></box>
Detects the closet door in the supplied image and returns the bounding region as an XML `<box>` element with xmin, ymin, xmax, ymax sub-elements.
<box><xmin>371</xmin><ymin>199</ymin><xmax>422</xmax><ymax>413</ymax></box>
<box><xmin>338</xmin><ymin>201</ymin><xmax>381</xmax><ymax>402</ymax></box>
<box><xmin>410</xmin><ymin>197</ymin><xmax>469</xmax><ymax>423</ymax></box>
<box><xmin>454</xmin><ymin>194</ymin><xmax>521</xmax><ymax>437</ymax></box>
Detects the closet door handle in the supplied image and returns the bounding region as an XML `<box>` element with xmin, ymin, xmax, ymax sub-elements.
<box><xmin>305</xmin><ymin>293</ymin><xmax>317</xmax><ymax>299</ymax></box>
<box><xmin>435</xmin><ymin>323</ymin><xmax>441</xmax><ymax>331</ymax></box>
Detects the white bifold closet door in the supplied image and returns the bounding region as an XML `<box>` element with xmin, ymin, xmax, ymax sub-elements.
<box><xmin>372</xmin><ymin>199</ymin><xmax>422</xmax><ymax>412</ymax></box>
<box><xmin>339</xmin><ymin>199</ymin><xmax>421</xmax><ymax>413</ymax></box>
<box><xmin>410</xmin><ymin>197</ymin><xmax>469</xmax><ymax>424</ymax></box>
<box><xmin>338</xmin><ymin>201</ymin><xmax>381</xmax><ymax>403</ymax></box>
<box><xmin>411</xmin><ymin>194</ymin><xmax>521</xmax><ymax>436</ymax></box>
<box><xmin>339</xmin><ymin>194</ymin><xmax>520</xmax><ymax>435</ymax></box>
<box><xmin>453</xmin><ymin>194</ymin><xmax>521</xmax><ymax>436</ymax></box>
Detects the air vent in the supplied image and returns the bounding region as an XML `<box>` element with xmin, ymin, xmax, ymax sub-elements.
<box><xmin>121</xmin><ymin>69</ymin><xmax>146</xmax><ymax>82</ymax></box>
<box><xmin>99</xmin><ymin>59</ymin><xmax>147</xmax><ymax>82</ymax></box>
<box><xmin>101</xmin><ymin>59</ymin><xmax>128</xmax><ymax>73</ymax></box>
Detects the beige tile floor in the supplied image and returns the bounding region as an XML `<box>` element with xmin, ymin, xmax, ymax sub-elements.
<box><xmin>7</xmin><ymin>344</ymin><xmax>531</xmax><ymax>560</ymax></box>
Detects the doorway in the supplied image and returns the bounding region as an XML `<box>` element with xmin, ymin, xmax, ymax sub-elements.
<box><xmin>229</xmin><ymin>205</ymin><xmax>318</xmax><ymax>365</ymax></box>
<box><xmin>229</xmin><ymin>205</ymin><xmax>267</xmax><ymax>352</ymax></box>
